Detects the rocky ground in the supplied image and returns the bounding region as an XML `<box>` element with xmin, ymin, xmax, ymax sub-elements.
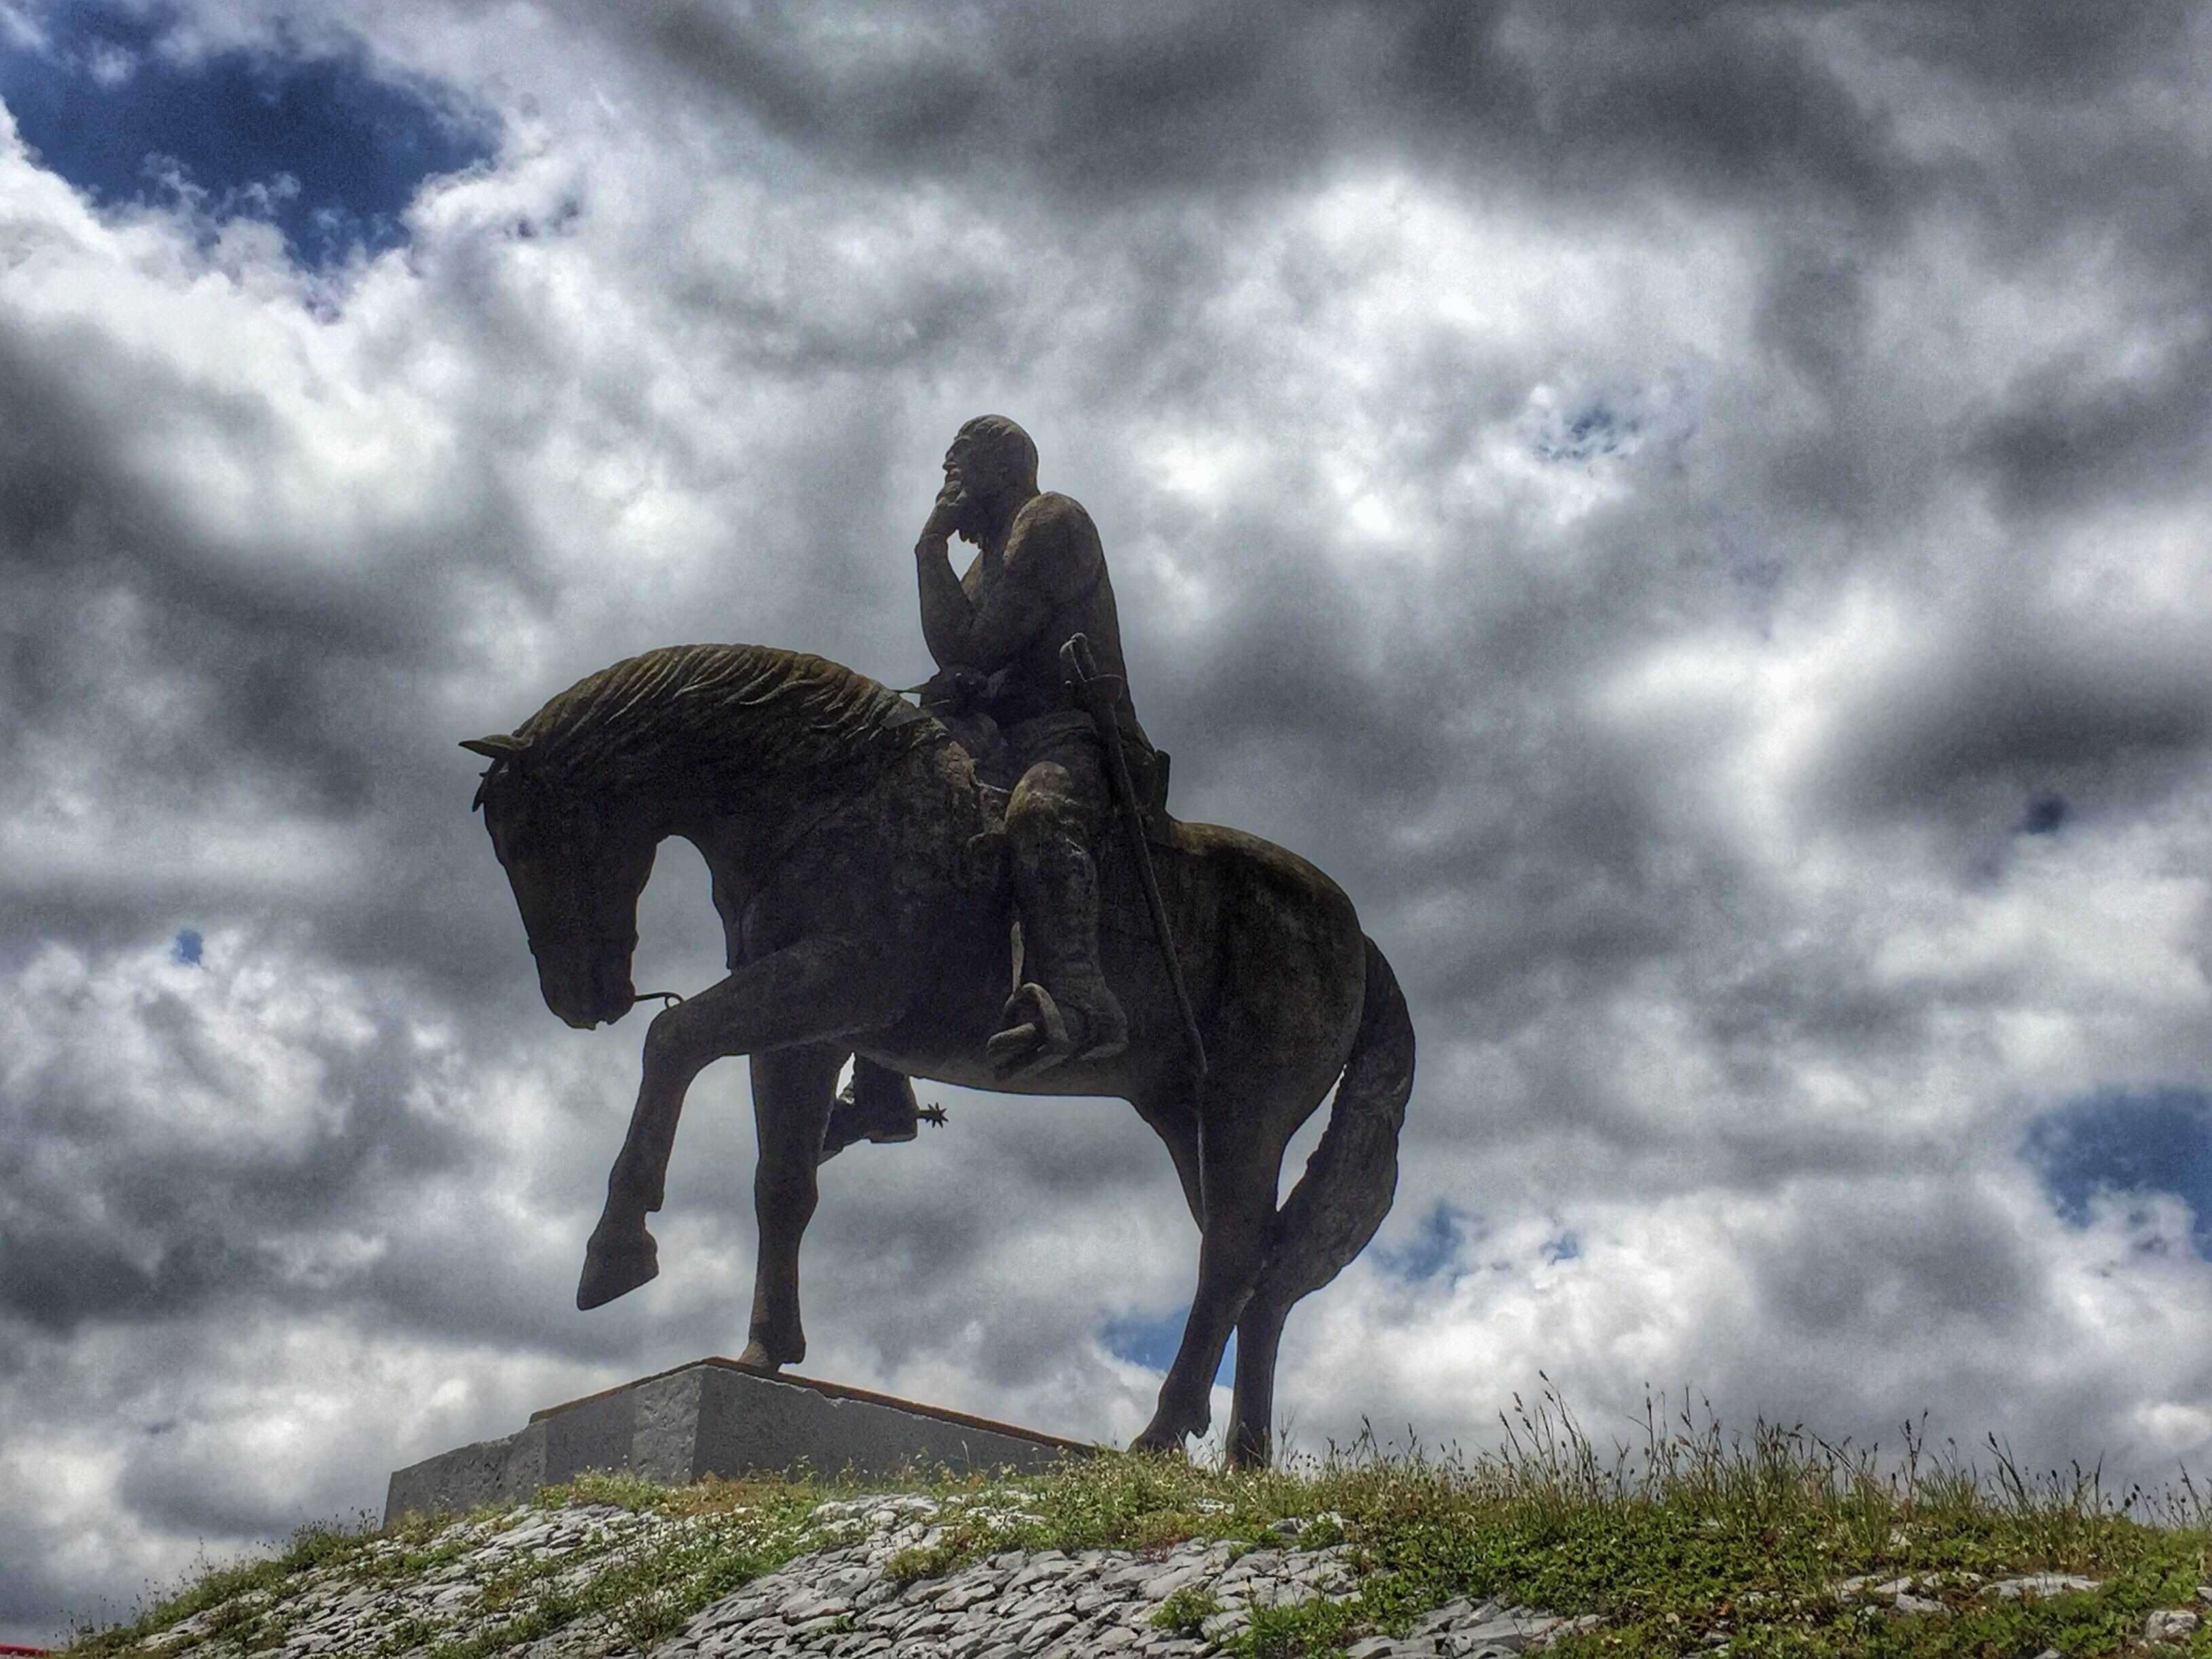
<box><xmin>76</xmin><ymin>1494</ymin><xmax>1597</xmax><ymax>1659</ymax></box>
<box><xmin>62</xmin><ymin>1490</ymin><xmax>2212</xmax><ymax>1658</ymax></box>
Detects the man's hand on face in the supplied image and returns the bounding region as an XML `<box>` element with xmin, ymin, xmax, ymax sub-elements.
<box><xmin>922</xmin><ymin>481</ymin><xmax>965</xmax><ymax>544</ymax></box>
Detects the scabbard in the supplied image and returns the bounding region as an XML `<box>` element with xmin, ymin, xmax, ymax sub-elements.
<box><xmin>1059</xmin><ymin>634</ymin><xmax>1208</xmax><ymax>1082</ymax></box>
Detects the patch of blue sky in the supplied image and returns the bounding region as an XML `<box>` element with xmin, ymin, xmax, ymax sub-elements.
<box><xmin>0</xmin><ymin>1</ymin><xmax>493</xmax><ymax>266</ymax></box>
<box><xmin>1376</xmin><ymin>1200</ymin><xmax>1469</xmax><ymax>1282</ymax></box>
<box><xmin>2026</xmin><ymin>1087</ymin><xmax>2212</xmax><ymax>1258</ymax></box>
<box><xmin>171</xmin><ymin>928</ymin><xmax>202</xmax><ymax>965</ymax></box>
<box><xmin>1104</xmin><ymin>1309</ymin><xmax>1233</xmax><ymax>1386</ymax></box>
<box><xmin>1524</xmin><ymin>375</ymin><xmax>1700</xmax><ymax>464</ymax></box>
<box><xmin>1536</xmin><ymin>402</ymin><xmax>1629</xmax><ymax>462</ymax></box>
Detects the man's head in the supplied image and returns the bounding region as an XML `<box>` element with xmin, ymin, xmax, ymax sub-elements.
<box><xmin>944</xmin><ymin>415</ymin><xmax>1039</xmax><ymax>538</ymax></box>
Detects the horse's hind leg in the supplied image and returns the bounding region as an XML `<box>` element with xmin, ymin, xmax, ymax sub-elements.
<box><xmin>1132</xmin><ymin>1093</ymin><xmax>1206</xmax><ymax>1229</ymax></box>
<box><xmin>1227</xmin><ymin>1290</ymin><xmax>1289</xmax><ymax>1468</ymax></box>
<box><xmin>1131</xmin><ymin>1096</ymin><xmax>1283</xmax><ymax>1456</ymax></box>
<box><xmin>739</xmin><ymin>1042</ymin><xmax>844</xmax><ymax>1369</ymax></box>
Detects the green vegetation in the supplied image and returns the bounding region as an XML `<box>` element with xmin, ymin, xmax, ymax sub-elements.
<box><xmin>53</xmin><ymin>1385</ymin><xmax>2212</xmax><ymax>1658</ymax></box>
<box><xmin>55</xmin><ymin>1480</ymin><xmax>836</xmax><ymax>1659</ymax></box>
<box><xmin>1154</xmin><ymin>1584</ymin><xmax>1225</xmax><ymax>1634</ymax></box>
<box><xmin>62</xmin><ymin>1519</ymin><xmax>379</xmax><ymax>1658</ymax></box>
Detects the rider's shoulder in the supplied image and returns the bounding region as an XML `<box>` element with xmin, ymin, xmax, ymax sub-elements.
<box><xmin>1009</xmin><ymin>490</ymin><xmax>1101</xmax><ymax>552</ymax></box>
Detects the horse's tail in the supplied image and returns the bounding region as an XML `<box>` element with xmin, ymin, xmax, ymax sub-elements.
<box><xmin>1256</xmin><ymin>934</ymin><xmax>1415</xmax><ymax>1309</ymax></box>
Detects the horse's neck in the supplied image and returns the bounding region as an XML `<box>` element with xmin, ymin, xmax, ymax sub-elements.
<box><xmin>657</xmin><ymin>767</ymin><xmax>848</xmax><ymax>880</ymax></box>
<box><xmin>657</xmin><ymin>794</ymin><xmax>764</xmax><ymax>869</ymax></box>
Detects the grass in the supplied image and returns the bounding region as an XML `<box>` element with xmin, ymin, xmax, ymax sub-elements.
<box><xmin>59</xmin><ymin>1519</ymin><xmax>382</xmax><ymax>1658</ymax></box>
<box><xmin>1154</xmin><ymin>1584</ymin><xmax>1225</xmax><ymax>1630</ymax></box>
<box><xmin>51</xmin><ymin>1385</ymin><xmax>2212</xmax><ymax>1658</ymax></box>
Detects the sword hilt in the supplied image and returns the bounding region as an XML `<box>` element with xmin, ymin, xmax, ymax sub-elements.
<box><xmin>1059</xmin><ymin>634</ymin><xmax>1107</xmax><ymax>696</ymax></box>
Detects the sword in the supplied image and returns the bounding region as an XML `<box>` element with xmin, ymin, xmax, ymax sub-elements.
<box><xmin>1059</xmin><ymin>633</ymin><xmax>1208</xmax><ymax>1082</ymax></box>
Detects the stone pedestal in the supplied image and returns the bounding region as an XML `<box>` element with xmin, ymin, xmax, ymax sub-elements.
<box><xmin>383</xmin><ymin>1359</ymin><xmax>1088</xmax><ymax>1523</ymax></box>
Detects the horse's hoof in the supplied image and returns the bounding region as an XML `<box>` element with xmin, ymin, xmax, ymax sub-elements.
<box><xmin>1132</xmin><ymin>1386</ymin><xmax>1210</xmax><ymax>1454</ymax></box>
<box><xmin>1129</xmin><ymin>1422</ymin><xmax>1190</xmax><ymax>1456</ymax></box>
<box><xmin>577</xmin><ymin>1221</ymin><xmax>659</xmax><ymax>1309</ymax></box>
<box><xmin>735</xmin><ymin>1340</ymin><xmax>787</xmax><ymax>1372</ymax></box>
<box><xmin>1225</xmin><ymin>1425</ymin><xmax>1273</xmax><ymax>1469</ymax></box>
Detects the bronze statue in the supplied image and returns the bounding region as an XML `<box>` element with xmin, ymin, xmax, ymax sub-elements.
<box><xmin>463</xmin><ymin>434</ymin><xmax>1414</xmax><ymax>1466</ymax></box>
<box><xmin>831</xmin><ymin>416</ymin><xmax>1170</xmax><ymax>1146</ymax></box>
<box><xmin>916</xmin><ymin>413</ymin><xmax>1158</xmax><ymax>1077</ymax></box>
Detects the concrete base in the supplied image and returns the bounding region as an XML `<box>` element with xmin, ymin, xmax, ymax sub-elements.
<box><xmin>384</xmin><ymin>1359</ymin><xmax>1090</xmax><ymax>1522</ymax></box>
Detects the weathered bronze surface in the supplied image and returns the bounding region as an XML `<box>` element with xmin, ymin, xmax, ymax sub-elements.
<box><xmin>912</xmin><ymin>415</ymin><xmax>1156</xmax><ymax>1082</ymax></box>
<box><xmin>467</xmin><ymin>644</ymin><xmax>1412</xmax><ymax>1465</ymax></box>
<box><xmin>463</xmin><ymin>424</ymin><xmax>1414</xmax><ymax>1465</ymax></box>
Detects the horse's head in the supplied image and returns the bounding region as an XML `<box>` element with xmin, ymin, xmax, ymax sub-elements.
<box><xmin>464</xmin><ymin>733</ymin><xmax>657</xmax><ymax>1030</ymax></box>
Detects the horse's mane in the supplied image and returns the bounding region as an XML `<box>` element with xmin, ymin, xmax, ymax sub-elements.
<box><xmin>515</xmin><ymin>643</ymin><xmax>942</xmax><ymax>798</ymax></box>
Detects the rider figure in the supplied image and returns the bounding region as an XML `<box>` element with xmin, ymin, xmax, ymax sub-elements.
<box><xmin>918</xmin><ymin>414</ymin><xmax>1154</xmax><ymax>1078</ymax></box>
<box><xmin>835</xmin><ymin>415</ymin><xmax>1154</xmax><ymax>1140</ymax></box>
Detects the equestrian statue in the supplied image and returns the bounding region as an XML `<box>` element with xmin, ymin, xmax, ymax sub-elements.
<box><xmin>463</xmin><ymin>417</ymin><xmax>1415</xmax><ymax>1465</ymax></box>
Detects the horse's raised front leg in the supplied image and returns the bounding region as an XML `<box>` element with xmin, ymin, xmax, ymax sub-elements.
<box><xmin>1131</xmin><ymin>1098</ymin><xmax>1281</xmax><ymax>1456</ymax></box>
<box><xmin>736</xmin><ymin>1042</ymin><xmax>844</xmax><ymax>1369</ymax></box>
<box><xmin>577</xmin><ymin>936</ymin><xmax>900</xmax><ymax>1310</ymax></box>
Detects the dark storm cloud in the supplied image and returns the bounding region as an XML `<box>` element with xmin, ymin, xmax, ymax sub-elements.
<box><xmin>1814</xmin><ymin>613</ymin><xmax>2212</xmax><ymax>827</ymax></box>
<box><xmin>567</xmin><ymin>0</ymin><xmax>2207</xmax><ymax>264</ymax></box>
<box><xmin>1695</xmin><ymin>937</ymin><xmax>1929</xmax><ymax>1093</ymax></box>
<box><xmin>0</xmin><ymin>984</ymin><xmax>469</xmax><ymax>1333</ymax></box>
<box><xmin>1875</xmin><ymin>0</ymin><xmax>2197</xmax><ymax>98</ymax></box>
<box><xmin>0</xmin><ymin>301</ymin><xmax>520</xmax><ymax>676</ymax></box>
<box><xmin>1752</xmin><ymin>1178</ymin><xmax>2041</xmax><ymax>1338</ymax></box>
<box><xmin>583</xmin><ymin>1</ymin><xmax>1920</xmax><ymax>222</ymax></box>
<box><xmin>0</xmin><ymin>250</ymin><xmax>560</xmax><ymax>997</ymax></box>
<box><xmin>0</xmin><ymin>322</ymin><xmax>139</xmax><ymax>568</ymax></box>
<box><xmin>1969</xmin><ymin>337</ymin><xmax>2212</xmax><ymax>520</ymax></box>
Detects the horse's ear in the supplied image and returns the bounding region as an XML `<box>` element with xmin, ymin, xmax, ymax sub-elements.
<box><xmin>464</xmin><ymin>734</ymin><xmax>527</xmax><ymax>814</ymax></box>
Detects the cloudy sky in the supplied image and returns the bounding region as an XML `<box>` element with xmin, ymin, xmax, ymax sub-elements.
<box><xmin>6</xmin><ymin>0</ymin><xmax>2212</xmax><ymax>1641</ymax></box>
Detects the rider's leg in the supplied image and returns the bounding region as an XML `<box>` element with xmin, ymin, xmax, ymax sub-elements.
<box><xmin>988</xmin><ymin>755</ymin><xmax>1128</xmax><ymax>1080</ymax></box>
<box><xmin>823</xmin><ymin>1058</ymin><xmax>921</xmax><ymax>1152</ymax></box>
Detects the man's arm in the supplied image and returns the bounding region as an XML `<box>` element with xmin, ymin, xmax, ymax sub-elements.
<box><xmin>916</xmin><ymin>495</ymin><xmax>1100</xmax><ymax>672</ymax></box>
<box><xmin>915</xmin><ymin>525</ymin><xmax>979</xmax><ymax>671</ymax></box>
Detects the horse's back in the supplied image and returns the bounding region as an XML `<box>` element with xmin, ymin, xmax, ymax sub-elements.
<box><xmin>1134</xmin><ymin>819</ymin><xmax>1371</xmax><ymax>1090</ymax></box>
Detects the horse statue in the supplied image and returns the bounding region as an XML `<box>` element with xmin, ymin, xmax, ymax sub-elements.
<box><xmin>464</xmin><ymin>642</ymin><xmax>1414</xmax><ymax>1465</ymax></box>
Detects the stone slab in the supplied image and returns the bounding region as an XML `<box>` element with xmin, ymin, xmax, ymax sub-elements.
<box><xmin>384</xmin><ymin>1357</ymin><xmax>1090</xmax><ymax>1521</ymax></box>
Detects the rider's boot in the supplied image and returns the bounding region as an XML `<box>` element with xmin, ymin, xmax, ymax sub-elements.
<box><xmin>821</xmin><ymin>1059</ymin><xmax>920</xmax><ymax>1158</ymax></box>
<box><xmin>988</xmin><ymin>827</ymin><xmax>1128</xmax><ymax>1081</ymax></box>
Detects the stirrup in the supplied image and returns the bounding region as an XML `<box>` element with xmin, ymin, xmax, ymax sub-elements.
<box><xmin>986</xmin><ymin>981</ymin><xmax>1126</xmax><ymax>1080</ymax></box>
<box><xmin>987</xmin><ymin>981</ymin><xmax>1072</xmax><ymax>1080</ymax></box>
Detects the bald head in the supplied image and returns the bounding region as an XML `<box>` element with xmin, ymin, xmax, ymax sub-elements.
<box><xmin>951</xmin><ymin>415</ymin><xmax>1039</xmax><ymax>498</ymax></box>
<box><xmin>938</xmin><ymin>415</ymin><xmax>1041</xmax><ymax>546</ymax></box>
